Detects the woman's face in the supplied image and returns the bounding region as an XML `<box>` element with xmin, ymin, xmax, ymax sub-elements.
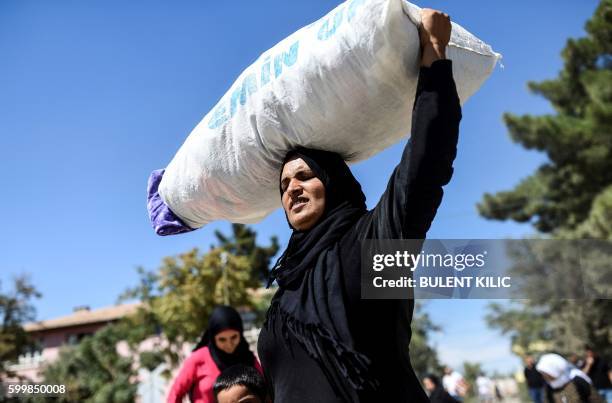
<box><xmin>214</xmin><ymin>329</ymin><xmax>241</xmax><ymax>354</ymax></box>
<box><xmin>280</xmin><ymin>157</ymin><xmax>326</xmax><ymax>231</ymax></box>
<box><xmin>423</xmin><ymin>377</ymin><xmax>436</xmax><ymax>392</ymax></box>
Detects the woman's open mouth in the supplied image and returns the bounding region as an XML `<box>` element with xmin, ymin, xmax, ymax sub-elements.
<box><xmin>291</xmin><ymin>196</ymin><xmax>308</xmax><ymax>212</ymax></box>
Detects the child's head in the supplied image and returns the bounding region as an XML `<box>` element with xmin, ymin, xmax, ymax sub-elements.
<box><xmin>214</xmin><ymin>364</ymin><xmax>266</xmax><ymax>403</ymax></box>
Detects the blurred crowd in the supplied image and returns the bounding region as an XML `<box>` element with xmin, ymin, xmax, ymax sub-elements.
<box><xmin>523</xmin><ymin>346</ymin><xmax>610</xmax><ymax>403</ymax></box>
<box><xmin>422</xmin><ymin>346</ymin><xmax>611</xmax><ymax>403</ymax></box>
<box><xmin>422</xmin><ymin>367</ymin><xmax>511</xmax><ymax>403</ymax></box>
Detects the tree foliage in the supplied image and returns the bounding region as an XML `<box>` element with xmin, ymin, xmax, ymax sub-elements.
<box><xmin>39</xmin><ymin>323</ymin><xmax>138</xmax><ymax>403</ymax></box>
<box><xmin>0</xmin><ymin>275</ymin><xmax>40</xmax><ymax>379</ymax></box>
<box><xmin>118</xmin><ymin>225</ymin><xmax>277</xmax><ymax>371</ymax></box>
<box><xmin>485</xmin><ymin>302</ymin><xmax>552</xmax><ymax>355</ymax></box>
<box><xmin>478</xmin><ymin>0</ymin><xmax>612</xmax><ymax>234</ymax></box>
<box><xmin>214</xmin><ymin>224</ymin><xmax>279</xmax><ymax>284</ymax></box>
<box><xmin>409</xmin><ymin>303</ymin><xmax>443</xmax><ymax>378</ymax></box>
<box><xmin>120</xmin><ymin>247</ymin><xmax>253</xmax><ymax>369</ymax></box>
<box><xmin>23</xmin><ymin>225</ymin><xmax>276</xmax><ymax>402</ymax></box>
<box><xmin>480</xmin><ymin>1</ymin><xmax>612</xmax><ymax>359</ymax></box>
<box><xmin>462</xmin><ymin>361</ymin><xmax>483</xmax><ymax>398</ymax></box>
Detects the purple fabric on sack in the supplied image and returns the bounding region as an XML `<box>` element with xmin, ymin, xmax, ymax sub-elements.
<box><xmin>147</xmin><ymin>169</ymin><xmax>195</xmax><ymax>236</ymax></box>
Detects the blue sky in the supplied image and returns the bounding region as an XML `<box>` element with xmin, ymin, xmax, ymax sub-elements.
<box><xmin>0</xmin><ymin>0</ymin><xmax>599</xmax><ymax>374</ymax></box>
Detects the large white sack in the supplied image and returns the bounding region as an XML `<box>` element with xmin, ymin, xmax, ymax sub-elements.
<box><xmin>158</xmin><ymin>0</ymin><xmax>501</xmax><ymax>229</ymax></box>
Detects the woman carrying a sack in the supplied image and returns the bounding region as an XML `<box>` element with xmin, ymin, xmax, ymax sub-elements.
<box><xmin>257</xmin><ymin>9</ymin><xmax>462</xmax><ymax>403</ymax></box>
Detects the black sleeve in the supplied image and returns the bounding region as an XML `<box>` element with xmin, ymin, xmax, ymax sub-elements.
<box><xmin>340</xmin><ymin>60</ymin><xmax>462</xmax><ymax>307</ymax></box>
<box><xmin>369</xmin><ymin>59</ymin><xmax>461</xmax><ymax>239</ymax></box>
<box><xmin>572</xmin><ymin>377</ymin><xmax>591</xmax><ymax>403</ymax></box>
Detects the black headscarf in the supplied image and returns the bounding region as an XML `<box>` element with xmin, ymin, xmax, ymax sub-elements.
<box><xmin>265</xmin><ymin>148</ymin><xmax>377</xmax><ymax>401</ymax></box>
<box><xmin>193</xmin><ymin>305</ymin><xmax>255</xmax><ymax>371</ymax></box>
<box><xmin>269</xmin><ymin>147</ymin><xmax>367</xmax><ymax>288</ymax></box>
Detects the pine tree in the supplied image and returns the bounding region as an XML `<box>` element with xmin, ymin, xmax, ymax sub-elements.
<box><xmin>479</xmin><ymin>0</ymin><xmax>612</xmax><ymax>235</ymax></box>
<box><xmin>480</xmin><ymin>1</ymin><xmax>612</xmax><ymax>359</ymax></box>
<box><xmin>214</xmin><ymin>224</ymin><xmax>279</xmax><ymax>284</ymax></box>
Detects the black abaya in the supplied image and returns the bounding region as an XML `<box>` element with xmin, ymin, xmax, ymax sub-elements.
<box><xmin>258</xmin><ymin>59</ymin><xmax>462</xmax><ymax>403</ymax></box>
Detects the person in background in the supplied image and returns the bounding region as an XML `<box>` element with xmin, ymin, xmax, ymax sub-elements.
<box><xmin>583</xmin><ymin>346</ymin><xmax>612</xmax><ymax>403</ymax></box>
<box><xmin>494</xmin><ymin>383</ymin><xmax>503</xmax><ymax>402</ymax></box>
<box><xmin>423</xmin><ymin>374</ymin><xmax>459</xmax><ymax>403</ymax></box>
<box><xmin>167</xmin><ymin>306</ymin><xmax>263</xmax><ymax>403</ymax></box>
<box><xmin>570</xmin><ymin>354</ymin><xmax>586</xmax><ymax>371</ymax></box>
<box><xmin>525</xmin><ymin>355</ymin><xmax>546</xmax><ymax>403</ymax></box>
<box><xmin>443</xmin><ymin>366</ymin><xmax>467</xmax><ymax>402</ymax></box>
<box><xmin>537</xmin><ymin>353</ymin><xmax>604</xmax><ymax>403</ymax></box>
<box><xmin>569</xmin><ymin>361</ymin><xmax>593</xmax><ymax>386</ymax></box>
<box><xmin>213</xmin><ymin>364</ymin><xmax>268</xmax><ymax>403</ymax></box>
<box><xmin>476</xmin><ymin>373</ymin><xmax>495</xmax><ymax>403</ymax></box>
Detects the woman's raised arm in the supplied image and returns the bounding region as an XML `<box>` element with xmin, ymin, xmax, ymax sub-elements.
<box><xmin>369</xmin><ymin>10</ymin><xmax>461</xmax><ymax>239</ymax></box>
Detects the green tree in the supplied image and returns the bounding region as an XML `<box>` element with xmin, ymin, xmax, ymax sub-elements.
<box><xmin>0</xmin><ymin>275</ymin><xmax>41</xmax><ymax>379</ymax></box>
<box><xmin>479</xmin><ymin>0</ymin><xmax>612</xmax><ymax>359</ymax></box>
<box><xmin>120</xmin><ymin>247</ymin><xmax>253</xmax><ymax>369</ymax></box>
<box><xmin>214</xmin><ymin>224</ymin><xmax>279</xmax><ymax>284</ymax></box>
<box><xmin>462</xmin><ymin>362</ymin><xmax>483</xmax><ymax>399</ymax></box>
<box><xmin>485</xmin><ymin>302</ymin><xmax>552</xmax><ymax>356</ymax></box>
<box><xmin>409</xmin><ymin>303</ymin><xmax>443</xmax><ymax>378</ymax></box>
<box><xmin>478</xmin><ymin>0</ymin><xmax>612</xmax><ymax>235</ymax></box>
<box><xmin>40</xmin><ymin>323</ymin><xmax>138</xmax><ymax>403</ymax></box>
<box><xmin>128</xmin><ymin>225</ymin><xmax>277</xmax><ymax>359</ymax></box>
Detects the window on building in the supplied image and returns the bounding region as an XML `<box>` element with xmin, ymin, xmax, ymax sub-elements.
<box><xmin>66</xmin><ymin>332</ymin><xmax>92</xmax><ymax>345</ymax></box>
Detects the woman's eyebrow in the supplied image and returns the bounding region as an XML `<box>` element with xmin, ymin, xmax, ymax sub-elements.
<box><xmin>292</xmin><ymin>167</ymin><xmax>312</xmax><ymax>177</ymax></box>
<box><xmin>281</xmin><ymin>168</ymin><xmax>300</xmax><ymax>182</ymax></box>
<box><xmin>281</xmin><ymin>166</ymin><xmax>312</xmax><ymax>183</ymax></box>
